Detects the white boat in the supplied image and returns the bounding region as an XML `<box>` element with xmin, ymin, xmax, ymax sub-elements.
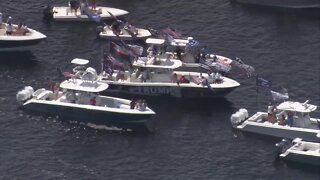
<box><xmin>51</xmin><ymin>5</ymin><xmax>128</xmax><ymax>22</ymax></box>
<box><xmin>99</xmin><ymin>25</ymin><xmax>152</xmax><ymax>40</ymax></box>
<box><xmin>276</xmin><ymin>138</ymin><xmax>320</xmax><ymax>166</ymax></box>
<box><xmin>231</xmin><ymin>100</ymin><xmax>320</xmax><ymax>142</ymax></box>
<box><xmin>234</xmin><ymin>0</ymin><xmax>320</xmax><ymax>9</ymax></box>
<box><xmin>144</xmin><ymin>38</ymin><xmax>233</xmax><ymax>72</ymax></box>
<box><xmin>16</xmin><ymin>77</ymin><xmax>156</xmax><ymax>131</ymax></box>
<box><xmin>99</xmin><ymin>56</ymin><xmax>240</xmax><ymax>98</ymax></box>
<box><xmin>0</xmin><ymin>23</ymin><xmax>46</xmax><ymax>51</ymax></box>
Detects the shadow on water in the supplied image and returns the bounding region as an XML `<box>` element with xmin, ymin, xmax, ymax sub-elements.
<box><xmin>273</xmin><ymin>157</ymin><xmax>320</xmax><ymax>174</ymax></box>
<box><xmin>0</xmin><ymin>51</ymin><xmax>38</xmax><ymax>67</ymax></box>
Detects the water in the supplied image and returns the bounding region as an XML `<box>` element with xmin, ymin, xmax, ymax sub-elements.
<box><xmin>0</xmin><ymin>0</ymin><xmax>319</xmax><ymax>179</ymax></box>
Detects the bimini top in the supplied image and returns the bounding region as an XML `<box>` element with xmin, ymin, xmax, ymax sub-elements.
<box><xmin>277</xmin><ymin>100</ymin><xmax>317</xmax><ymax>113</ymax></box>
<box><xmin>60</xmin><ymin>79</ymin><xmax>109</xmax><ymax>93</ymax></box>
<box><xmin>71</xmin><ymin>58</ymin><xmax>90</xmax><ymax>65</ymax></box>
<box><xmin>170</xmin><ymin>38</ymin><xmax>189</xmax><ymax>47</ymax></box>
<box><xmin>145</xmin><ymin>38</ymin><xmax>165</xmax><ymax>45</ymax></box>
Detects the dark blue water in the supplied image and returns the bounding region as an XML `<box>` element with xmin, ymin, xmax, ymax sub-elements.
<box><xmin>0</xmin><ymin>0</ymin><xmax>319</xmax><ymax>179</ymax></box>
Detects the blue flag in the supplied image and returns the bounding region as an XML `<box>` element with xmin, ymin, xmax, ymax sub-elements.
<box><xmin>256</xmin><ymin>77</ymin><xmax>272</xmax><ymax>89</ymax></box>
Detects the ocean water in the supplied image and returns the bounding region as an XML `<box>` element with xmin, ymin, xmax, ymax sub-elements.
<box><xmin>0</xmin><ymin>0</ymin><xmax>319</xmax><ymax>179</ymax></box>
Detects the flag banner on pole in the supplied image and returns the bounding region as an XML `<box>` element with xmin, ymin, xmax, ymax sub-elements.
<box><xmin>270</xmin><ymin>90</ymin><xmax>289</xmax><ymax>102</ymax></box>
<box><xmin>232</xmin><ymin>57</ymin><xmax>255</xmax><ymax>77</ymax></box>
<box><xmin>256</xmin><ymin>77</ymin><xmax>272</xmax><ymax>89</ymax></box>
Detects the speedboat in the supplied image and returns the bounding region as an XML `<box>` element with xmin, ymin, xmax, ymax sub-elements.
<box><xmin>144</xmin><ymin>38</ymin><xmax>234</xmax><ymax>73</ymax></box>
<box><xmin>234</xmin><ymin>0</ymin><xmax>320</xmax><ymax>9</ymax></box>
<box><xmin>0</xmin><ymin>23</ymin><xmax>46</xmax><ymax>51</ymax></box>
<box><xmin>231</xmin><ymin>100</ymin><xmax>320</xmax><ymax>142</ymax></box>
<box><xmin>275</xmin><ymin>138</ymin><xmax>320</xmax><ymax>166</ymax></box>
<box><xmin>16</xmin><ymin>77</ymin><xmax>156</xmax><ymax>131</ymax></box>
<box><xmin>99</xmin><ymin>25</ymin><xmax>152</xmax><ymax>40</ymax></box>
<box><xmin>99</xmin><ymin>56</ymin><xmax>240</xmax><ymax>98</ymax></box>
<box><xmin>50</xmin><ymin>2</ymin><xmax>128</xmax><ymax>22</ymax></box>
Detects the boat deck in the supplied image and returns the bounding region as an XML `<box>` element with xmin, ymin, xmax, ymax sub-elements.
<box><xmin>0</xmin><ymin>24</ymin><xmax>32</xmax><ymax>37</ymax></box>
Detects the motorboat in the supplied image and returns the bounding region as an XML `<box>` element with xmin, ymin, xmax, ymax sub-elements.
<box><xmin>144</xmin><ymin>38</ymin><xmax>234</xmax><ymax>73</ymax></box>
<box><xmin>275</xmin><ymin>138</ymin><xmax>320</xmax><ymax>166</ymax></box>
<box><xmin>16</xmin><ymin>77</ymin><xmax>156</xmax><ymax>131</ymax></box>
<box><xmin>234</xmin><ymin>0</ymin><xmax>320</xmax><ymax>9</ymax></box>
<box><xmin>49</xmin><ymin>2</ymin><xmax>128</xmax><ymax>22</ymax></box>
<box><xmin>231</xmin><ymin>100</ymin><xmax>320</xmax><ymax>142</ymax></box>
<box><xmin>99</xmin><ymin>56</ymin><xmax>240</xmax><ymax>98</ymax></box>
<box><xmin>99</xmin><ymin>25</ymin><xmax>152</xmax><ymax>40</ymax></box>
<box><xmin>0</xmin><ymin>22</ymin><xmax>46</xmax><ymax>51</ymax></box>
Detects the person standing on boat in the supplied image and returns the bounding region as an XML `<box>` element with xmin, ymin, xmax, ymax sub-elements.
<box><xmin>287</xmin><ymin>111</ymin><xmax>294</xmax><ymax>127</ymax></box>
<box><xmin>6</xmin><ymin>16</ymin><xmax>12</xmax><ymax>24</ymax></box>
<box><xmin>91</xmin><ymin>0</ymin><xmax>96</xmax><ymax>11</ymax></box>
<box><xmin>130</xmin><ymin>99</ymin><xmax>136</xmax><ymax>109</ymax></box>
<box><xmin>90</xmin><ymin>96</ymin><xmax>96</xmax><ymax>106</ymax></box>
<box><xmin>5</xmin><ymin>21</ymin><xmax>13</xmax><ymax>35</ymax></box>
<box><xmin>0</xmin><ymin>13</ymin><xmax>3</xmax><ymax>28</ymax></box>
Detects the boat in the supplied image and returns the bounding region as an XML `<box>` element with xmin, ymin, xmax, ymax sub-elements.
<box><xmin>16</xmin><ymin>76</ymin><xmax>156</xmax><ymax>131</ymax></box>
<box><xmin>275</xmin><ymin>138</ymin><xmax>320</xmax><ymax>166</ymax></box>
<box><xmin>98</xmin><ymin>55</ymin><xmax>240</xmax><ymax>98</ymax></box>
<box><xmin>234</xmin><ymin>0</ymin><xmax>320</xmax><ymax>9</ymax></box>
<box><xmin>49</xmin><ymin>1</ymin><xmax>128</xmax><ymax>22</ymax></box>
<box><xmin>99</xmin><ymin>25</ymin><xmax>152</xmax><ymax>40</ymax></box>
<box><xmin>0</xmin><ymin>22</ymin><xmax>46</xmax><ymax>51</ymax></box>
<box><xmin>230</xmin><ymin>100</ymin><xmax>320</xmax><ymax>142</ymax></box>
<box><xmin>143</xmin><ymin>38</ymin><xmax>234</xmax><ymax>73</ymax></box>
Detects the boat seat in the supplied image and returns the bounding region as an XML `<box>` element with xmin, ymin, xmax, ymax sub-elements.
<box><xmin>37</xmin><ymin>90</ymin><xmax>54</xmax><ymax>100</ymax></box>
<box><xmin>32</xmin><ymin>88</ymin><xmax>46</xmax><ymax>97</ymax></box>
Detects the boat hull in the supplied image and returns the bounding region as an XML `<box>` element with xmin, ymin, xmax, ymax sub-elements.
<box><xmin>23</xmin><ymin>101</ymin><xmax>154</xmax><ymax>131</ymax></box>
<box><xmin>102</xmin><ymin>83</ymin><xmax>237</xmax><ymax>98</ymax></box>
<box><xmin>52</xmin><ymin>6</ymin><xmax>128</xmax><ymax>21</ymax></box>
<box><xmin>0</xmin><ymin>38</ymin><xmax>45</xmax><ymax>49</ymax></box>
<box><xmin>281</xmin><ymin>152</ymin><xmax>320</xmax><ymax>166</ymax></box>
<box><xmin>235</xmin><ymin>122</ymin><xmax>320</xmax><ymax>142</ymax></box>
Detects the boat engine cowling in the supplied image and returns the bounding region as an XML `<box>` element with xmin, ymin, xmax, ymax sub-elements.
<box><xmin>230</xmin><ymin>108</ymin><xmax>248</xmax><ymax>127</ymax></box>
<box><xmin>82</xmin><ymin>67</ymin><xmax>98</xmax><ymax>81</ymax></box>
<box><xmin>16</xmin><ymin>86</ymin><xmax>34</xmax><ymax>103</ymax></box>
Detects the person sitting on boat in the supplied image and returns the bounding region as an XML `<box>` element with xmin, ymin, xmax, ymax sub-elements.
<box><xmin>5</xmin><ymin>22</ymin><xmax>13</xmax><ymax>35</ymax></box>
<box><xmin>200</xmin><ymin>76</ymin><xmax>209</xmax><ymax>87</ymax></box>
<box><xmin>141</xmin><ymin>68</ymin><xmax>149</xmax><ymax>82</ymax></box>
<box><xmin>111</xmin><ymin>19</ymin><xmax>124</xmax><ymax>35</ymax></box>
<box><xmin>135</xmin><ymin>99</ymin><xmax>141</xmax><ymax>110</ymax></box>
<box><xmin>278</xmin><ymin>114</ymin><xmax>286</xmax><ymax>126</ymax></box>
<box><xmin>179</xmin><ymin>75</ymin><xmax>189</xmax><ymax>84</ymax></box>
<box><xmin>130</xmin><ymin>99</ymin><xmax>136</xmax><ymax>109</ymax></box>
<box><xmin>140</xmin><ymin>99</ymin><xmax>147</xmax><ymax>111</ymax></box>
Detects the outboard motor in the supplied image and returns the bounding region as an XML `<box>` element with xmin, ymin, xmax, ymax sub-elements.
<box><xmin>230</xmin><ymin>108</ymin><xmax>248</xmax><ymax>127</ymax></box>
<box><xmin>16</xmin><ymin>86</ymin><xmax>34</xmax><ymax>104</ymax></box>
<box><xmin>275</xmin><ymin>139</ymin><xmax>291</xmax><ymax>158</ymax></box>
<box><xmin>43</xmin><ymin>3</ymin><xmax>54</xmax><ymax>22</ymax></box>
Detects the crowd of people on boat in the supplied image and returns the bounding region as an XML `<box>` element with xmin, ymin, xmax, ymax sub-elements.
<box><xmin>266</xmin><ymin>104</ymin><xmax>294</xmax><ymax>127</ymax></box>
<box><xmin>130</xmin><ymin>99</ymin><xmax>148</xmax><ymax>111</ymax></box>
<box><xmin>0</xmin><ymin>13</ymin><xmax>30</xmax><ymax>36</ymax></box>
<box><xmin>68</xmin><ymin>0</ymin><xmax>99</xmax><ymax>15</ymax></box>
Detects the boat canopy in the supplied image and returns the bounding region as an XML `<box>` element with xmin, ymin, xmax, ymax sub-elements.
<box><xmin>277</xmin><ymin>101</ymin><xmax>317</xmax><ymax>113</ymax></box>
<box><xmin>60</xmin><ymin>79</ymin><xmax>109</xmax><ymax>93</ymax></box>
<box><xmin>170</xmin><ymin>38</ymin><xmax>189</xmax><ymax>47</ymax></box>
<box><xmin>71</xmin><ymin>58</ymin><xmax>90</xmax><ymax>65</ymax></box>
<box><xmin>145</xmin><ymin>38</ymin><xmax>165</xmax><ymax>45</ymax></box>
<box><xmin>133</xmin><ymin>59</ymin><xmax>183</xmax><ymax>69</ymax></box>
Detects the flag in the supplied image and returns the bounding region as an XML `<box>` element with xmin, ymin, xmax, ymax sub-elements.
<box><xmin>270</xmin><ymin>90</ymin><xmax>289</xmax><ymax>102</ymax></box>
<box><xmin>256</xmin><ymin>77</ymin><xmax>272</xmax><ymax>89</ymax></box>
<box><xmin>110</xmin><ymin>42</ymin><xmax>131</xmax><ymax>59</ymax></box>
<box><xmin>161</xmin><ymin>27</ymin><xmax>182</xmax><ymax>38</ymax></box>
<box><xmin>232</xmin><ymin>57</ymin><xmax>255</xmax><ymax>77</ymax></box>
<box><xmin>127</xmin><ymin>44</ymin><xmax>143</xmax><ymax>56</ymax></box>
<box><xmin>213</xmin><ymin>61</ymin><xmax>232</xmax><ymax>73</ymax></box>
